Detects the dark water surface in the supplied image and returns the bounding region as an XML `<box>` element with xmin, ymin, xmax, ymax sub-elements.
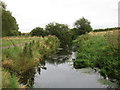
<box><xmin>33</xmin><ymin>52</ymin><xmax>116</xmax><ymax>88</ymax></box>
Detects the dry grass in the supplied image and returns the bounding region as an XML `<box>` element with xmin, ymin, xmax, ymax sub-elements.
<box><xmin>89</xmin><ymin>30</ymin><xmax>119</xmax><ymax>36</ymax></box>
<box><xmin>2</xmin><ymin>36</ymin><xmax>40</xmax><ymax>40</ymax></box>
<box><xmin>2</xmin><ymin>60</ymin><xmax>13</xmax><ymax>69</ymax></box>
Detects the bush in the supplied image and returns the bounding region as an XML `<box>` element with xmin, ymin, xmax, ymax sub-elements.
<box><xmin>30</xmin><ymin>27</ymin><xmax>47</xmax><ymax>37</ymax></box>
<box><xmin>74</xmin><ymin>59</ymin><xmax>93</xmax><ymax>69</ymax></box>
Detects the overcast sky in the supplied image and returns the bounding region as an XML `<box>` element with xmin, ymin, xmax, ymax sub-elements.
<box><xmin>4</xmin><ymin>0</ymin><xmax>119</xmax><ymax>33</ymax></box>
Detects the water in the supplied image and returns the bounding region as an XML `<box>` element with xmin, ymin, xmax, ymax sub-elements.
<box><xmin>33</xmin><ymin>51</ymin><xmax>111</xmax><ymax>88</ymax></box>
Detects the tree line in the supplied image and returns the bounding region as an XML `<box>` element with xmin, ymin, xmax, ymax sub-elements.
<box><xmin>30</xmin><ymin>18</ymin><xmax>92</xmax><ymax>49</ymax></box>
<box><xmin>1</xmin><ymin>0</ymin><xmax>93</xmax><ymax>48</ymax></box>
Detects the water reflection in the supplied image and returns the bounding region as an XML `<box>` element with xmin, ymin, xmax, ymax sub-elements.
<box><xmin>19</xmin><ymin>50</ymin><xmax>118</xmax><ymax>88</ymax></box>
<box><xmin>37</xmin><ymin>67</ymin><xmax>41</xmax><ymax>75</ymax></box>
<box><xmin>42</xmin><ymin>50</ymin><xmax>71</xmax><ymax>65</ymax></box>
<box><xmin>19</xmin><ymin>50</ymin><xmax>70</xmax><ymax>87</ymax></box>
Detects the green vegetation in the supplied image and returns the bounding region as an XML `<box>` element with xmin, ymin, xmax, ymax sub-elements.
<box><xmin>45</xmin><ymin>22</ymin><xmax>72</xmax><ymax>49</ymax></box>
<box><xmin>1</xmin><ymin>1</ymin><xmax>20</xmax><ymax>36</ymax></box>
<box><xmin>30</xmin><ymin>27</ymin><xmax>47</xmax><ymax>37</ymax></box>
<box><xmin>73</xmin><ymin>30</ymin><xmax>120</xmax><ymax>85</ymax></box>
<box><xmin>2</xmin><ymin>35</ymin><xmax>60</xmax><ymax>87</ymax></box>
<box><xmin>29</xmin><ymin>18</ymin><xmax>93</xmax><ymax>49</ymax></box>
<box><xmin>74</xmin><ymin>17</ymin><xmax>93</xmax><ymax>35</ymax></box>
<box><xmin>93</xmin><ymin>27</ymin><xmax>120</xmax><ymax>32</ymax></box>
<box><xmin>2</xmin><ymin>0</ymin><xmax>120</xmax><ymax>88</ymax></box>
<box><xmin>2</xmin><ymin>37</ymin><xmax>40</xmax><ymax>47</ymax></box>
<box><xmin>2</xmin><ymin>70</ymin><xmax>19</xmax><ymax>88</ymax></box>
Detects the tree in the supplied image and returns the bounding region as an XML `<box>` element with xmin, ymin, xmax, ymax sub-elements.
<box><xmin>1</xmin><ymin>1</ymin><xmax>19</xmax><ymax>36</ymax></box>
<box><xmin>0</xmin><ymin>0</ymin><xmax>7</xmax><ymax>9</ymax></box>
<box><xmin>74</xmin><ymin>17</ymin><xmax>92</xmax><ymax>35</ymax></box>
<box><xmin>2</xmin><ymin>10</ymin><xmax>19</xmax><ymax>36</ymax></box>
<box><xmin>45</xmin><ymin>22</ymin><xmax>69</xmax><ymax>35</ymax></box>
<box><xmin>45</xmin><ymin>22</ymin><xmax>72</xmax><ymax>49</ymax></box>
<box><xmin>70</xmin><ymin>28</ymin><xmax>80</xmax><ymax>40</ymax></box>
<box><xmin>30</xmin><ymin>27</ymin><xmax>46</xmax><ymax>37</ymax></box>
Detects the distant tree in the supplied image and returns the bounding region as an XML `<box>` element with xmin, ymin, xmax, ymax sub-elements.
<box><xmin>45</xmin><ymin>22</ymin><xmax>72</xmax><ymax>49</ymax></box>
<box><xmin>45</xmin><ymin>22</ymin><xmax>69</xmax><ymax>35</ymax></box>
<box><xmin>30</xmin><ymin>27</ymin><xmax>46</xmax><ymax>37</ymax></box>
<box><xmin>74</xmin><ymin>17</ymin><xmax>92</xmax><ymax>35</ymax></box>
<box><xmin>70</xmin><ymin>28</ymin><xmax>80</xmax><ymax>40</ymax></box>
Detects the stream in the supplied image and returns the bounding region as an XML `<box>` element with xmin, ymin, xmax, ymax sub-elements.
<box><xmin>33</xmin><ymin>51</ymin><xmax>117</xmax><ymax>88</ymax></box>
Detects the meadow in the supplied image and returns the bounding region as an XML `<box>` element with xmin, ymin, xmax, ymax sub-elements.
<box><xmin>2</xmin><ymin>36</ymin><xmax>40</xmax><ymax>48</ymax></box>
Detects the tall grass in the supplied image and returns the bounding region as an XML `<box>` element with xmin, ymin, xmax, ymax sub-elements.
<box><xmin>2</xmin><ymin>70</ymin><xmax>19</xmax><ymax>88</ymax></box>
<box><xmin>2</xmin><ymin>36</ymin><xmax>40</xmax><ymax>47</ymax></box>
<box><xmin>2</xmin><ymin>35</ymin><xmax>60</xmax><ymax>87</ymax></box>
<box><xmin>74</xmin><ymin>30</ymin><xmax>120</xmax><ymax>85</ymax></box>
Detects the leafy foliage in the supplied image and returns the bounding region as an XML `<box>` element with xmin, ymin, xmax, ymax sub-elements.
<box><xmin>30</xmin><ymin>27</ymin><xmax>47</xmax><ymax>37</ymax></box>
<box><xmin>45</xmin><ymin>22</ymin><xmax>72</xmax><ymax>49</ymax></box>
<box><xmin>74</xmin><ymin>17</ymin><xmax>92</xmax><ymax>35</ymax></box>
<box><xmin>1</xmin><ymin>1</ymin><xmax>20</xmax><ymax>36</ymax></box>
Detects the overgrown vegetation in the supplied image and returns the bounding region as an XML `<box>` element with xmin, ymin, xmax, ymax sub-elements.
<box><xmin>45</xmin><ymin>22</ymin><xmax>72</xmax><ymax>49</ymax></box>
<box><xmin>73</xmin><ymin>30</ymin><xmax>120</xmax><ymax>85</ymax></box>
<box><xmin>29</xmin><ymin>18</ymin><xmax>93</xmax><ymax>49</ymax></box>
<box><xmin>2</xmin><ymin>69</ymin><xmax>19</xmax><ymax>88</ymax></box>
<box><xmin>2</xmin><ymin>36</ymin><xmax>40</xmax><ymax>47</ymax></box>
<box><xmin>2</xmin><ymin>35</ymin><xmax>60</xmax><ymax>87</ymax></box>
<box><xmin>2</xmin><ymin>0</ymin><xmax>119</xmax><ymax>88</ymax></box>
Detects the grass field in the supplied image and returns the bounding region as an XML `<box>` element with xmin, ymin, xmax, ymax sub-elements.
<box><xmin>89</xmin><ymin>29</ymin><xmax>119</xmax><ymax>36</ymax></box>
<box><xmin>2</xmin><ymin>36</ymin><xmax>41</xmax><ymax>48</ymax></box>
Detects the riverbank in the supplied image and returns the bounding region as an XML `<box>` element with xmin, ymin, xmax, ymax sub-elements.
<box><xmin>2</xmin><ymin>35</ymin><xmax>60</xmax><ymax>88</ymax></box>
<box><xmin>34</xmin><ymin>51</ymin><xmax>117</xmax><ymax>88</ymax></box>
<box><xmin>73</xmin><ymin>30</ymin><xmax>120</xmax><ymax>86</ymax></box>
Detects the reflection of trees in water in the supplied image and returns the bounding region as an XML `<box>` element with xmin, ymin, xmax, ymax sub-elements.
<box><xmin>44</xmin><ymin>50</ymin><xmax>71</xmax><ymax>65</ymax></box>
<box><xmin>45</xmin><ymin>56</ymin><xmax>69</xmax><ymax>65</ymax></box>
<box><xmin>37</xmin><ymin>67</ymin><xmax>41</xmax><ymax>75</ymax></box>
<box><xmin>19</xmin><ymin>50</ymin><xmax>71</xmax><ymax>87</ymax></box>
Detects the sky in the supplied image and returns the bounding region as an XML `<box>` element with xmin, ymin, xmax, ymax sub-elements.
<box><xmin>3</xmin><ymin>0</ymin><xmax>119</xmax><ymax>33</ymax></box>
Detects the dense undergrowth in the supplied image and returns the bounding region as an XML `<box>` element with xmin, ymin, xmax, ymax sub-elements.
<box><xmin>73</xmin><ymin>30</ymin><xmax>120</xmax><ymax>85</ymax></box>
<box><xmin>2</xmin><ymin>35</ymin><xmax>60</xmax><ymax>88</ymax></box>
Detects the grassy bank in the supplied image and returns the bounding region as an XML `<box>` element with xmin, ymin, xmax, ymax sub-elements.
<box><xmin>73</xmin><ymin>30</ymin><xmax>120</xmax><ymax>85</ymax></box>
<box><xmin>2</xmin><ymin>35</ymin><xmax>60</xmax><ymax>88</ymax></box>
